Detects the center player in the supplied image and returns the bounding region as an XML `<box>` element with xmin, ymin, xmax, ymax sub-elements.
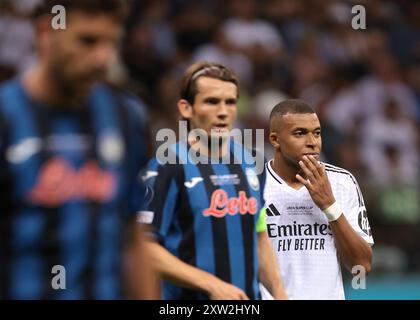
<box><xmin>139</xmin><ymin>62</ymin><xmax>287</xmax><ymax>300</ymax></box>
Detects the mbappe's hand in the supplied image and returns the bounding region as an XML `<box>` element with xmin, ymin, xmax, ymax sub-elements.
<box><xmin>295</xmin><ymin>155</ymin><xmax>335</xmax><ymax>210</ymax></box>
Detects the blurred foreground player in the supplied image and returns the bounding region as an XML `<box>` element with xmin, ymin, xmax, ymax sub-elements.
<box><xmin>262</xmin><ymin>99</ymin><xmax>373</xmax><ymax>299</ymax></box>
<box><xmin>0</xmin><ymin>0</ymin><xmax>157</xmax><ymax>299</ymax></box>
<box><xmin>139</xmin><ymin>62</ymin><xmax>287</xmax><ymax>300</ymax></box>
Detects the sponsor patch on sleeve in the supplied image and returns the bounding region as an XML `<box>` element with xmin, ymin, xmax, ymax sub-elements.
<box><xmin>358</xmin><ymin>208</ymin><xmax>371</xmax><ymax>236</ymax></box>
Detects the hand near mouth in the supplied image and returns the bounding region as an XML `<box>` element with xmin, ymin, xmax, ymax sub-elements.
<box><xmin>295</xmin><ymin>155</ymin><xmax>335</xmax><ymax>210</ymax></box>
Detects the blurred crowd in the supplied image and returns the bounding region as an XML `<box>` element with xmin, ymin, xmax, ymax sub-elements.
<box><xmin>1</xmin><ymin>0</ymin><xmax>419</xmax><ymax>274</ymax></box>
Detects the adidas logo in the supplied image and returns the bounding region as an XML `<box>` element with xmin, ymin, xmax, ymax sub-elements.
<box><xmin>266</xmin><ymin>204</ymin><xmax>281</xmax><ymax>216</ymax></box>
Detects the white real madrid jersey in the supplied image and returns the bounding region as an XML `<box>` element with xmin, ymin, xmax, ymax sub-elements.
<box><xmin>262</xmin><ymin>160</ymin><xmax>374</xmax><ymax>300</ymax></box>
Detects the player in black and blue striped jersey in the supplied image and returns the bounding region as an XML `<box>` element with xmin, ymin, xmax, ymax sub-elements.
<box><xmin>0</xmin><ymin>0</ymin><xmax>157</xmax><ymax>299</ymax></box>
<box><xmin>139</xmin><ymin>62</ymin><xmax>287</xmax><ymax>300</ymax></box>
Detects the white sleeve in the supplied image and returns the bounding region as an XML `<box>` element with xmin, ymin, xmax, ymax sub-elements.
<box><xmin>342</xmin><ymin>174</ymin><xmax>374</xmax><ymax>245</ymax></box>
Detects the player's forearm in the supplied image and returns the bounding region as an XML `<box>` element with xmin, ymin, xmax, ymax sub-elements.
<box><xmin>330</xmin><ymin>215</ymin><xmax>372</xmax><ymax>274</ymax></box>
<box><xmin>145</xmin><ymin>240</ymin><xmax>219</xmax><ymax>295</ymax></box>
<box><xmin>125</xmin><ymin>224</ymin><xmax>160</xmax><ymax>299</ymax></box>
<box><xmin>257</xmin><ymin>232</ymin><xmax>288</xmax><ymax>300</ymax></box>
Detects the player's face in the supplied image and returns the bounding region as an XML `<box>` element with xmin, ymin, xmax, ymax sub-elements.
<box><xmin>45</xmin><ymin>11</ymin><xmax>122</xmax><ymax>101</ymax></box>
<box><xmin>270</xmin><ymin>113</ymin><xmax>322</xmax><ymax>167</ymax></box>
<box><xmin>189</xmin><ymin>77</ymin><xmax>238</xmax><ymax>139</ymax></box>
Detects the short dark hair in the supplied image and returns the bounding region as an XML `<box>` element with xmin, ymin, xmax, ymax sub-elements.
<box><xmin>269</xmin><ymin>99</ymin><xmax>315</xmax><ymax>131</ymax></box>
<box><xmin>33</xmin><ymin>0</ymin><xmax>129</xmax><ymax>23</ymax></box>
<box><xmin>180</xmin><ymin>61</ymin><xmax>239</xmax><ymax>105</ymax></box>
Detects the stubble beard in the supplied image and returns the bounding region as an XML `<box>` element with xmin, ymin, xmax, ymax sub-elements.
<box><xmin>48</xmin><ymin>62</ymin><xmax>97</xmax><ymax>109</ymax></box>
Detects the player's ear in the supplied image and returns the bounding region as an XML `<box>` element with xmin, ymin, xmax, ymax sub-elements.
<box><xmin>178</xmin><ymin>99</ymin><xmax>193</xmax><ymax>119</ymax></box>
<box><xmin>269</xmin><ymin>131</ymin><xmax>280</xmax><ymax>150</ymax></box>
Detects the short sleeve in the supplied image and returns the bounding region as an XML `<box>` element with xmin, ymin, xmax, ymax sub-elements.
<box><xmin>137</xmin><ymin>158</ymin><xmax>180</xmax><ymax>244</ymax></box>
<box><xmin>342</xmin><ymin>174</ymin><xmax>374</xmax><ymax>245</ymax></box>
<box><xmin>118</xmin><ymin>91</ymin><xmax>150</xmax><ymax>218</ymax></box>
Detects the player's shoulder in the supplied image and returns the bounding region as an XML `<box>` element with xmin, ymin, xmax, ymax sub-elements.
<box><xmin>142</xmin><ymin>161</ymin><xmax>180</xmax><ymax>188</ymax></box>
<box><xmin>323</xmin><ymin>162</ymin><xmax>352</xmax><ymax>176</ymax></box>
<box><xmin>99</xmin><ymin>82</ymin><xmax>148</xmax><ymax>124</ymax></box>
<box><xmin>264</xmin><ymin>159</ymin><xmax>285</xmax><ymax>187</ymax></box>
<box><xmin>0</xmin><ymin>77</ymin><xmax>19</xmax><ymax>92</ymax></box>
<box><xmin>0</xmin><ymin>78</ymin><xmax>33</xmax><ymax>122</ymax></box>
<box><xmin>0</xmin><ymin>78</ymin><xmax>19</xmax><ymax>92</ymax></box>
<box><xmin>322</xmin><ymin>162</ymin><xmax>359</xmax><ymax>187</ymax></box>
<box><xmin>148</xmin><ymin>141</ymin><xmax>186</xmax><ymax>170</ymax></box>
<box><xmin>230</xmin><ymin>140</ymin><xmax>264</xmax><ymax>157</ymax></box>
<box><xmin>0</xmin><ymin>78</ymin><xmax>22</xmax><ymax>109</ymax></box>
<box><xmin>229</xmin><ymin>140</ymin><xmax>266</xmax><ymax>171</ymax></box>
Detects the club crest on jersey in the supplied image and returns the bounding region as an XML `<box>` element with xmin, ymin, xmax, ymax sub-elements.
<box><xmin>245</xmin><ymin>168</ymin><xmax>260</xmax><ymax>191</ymax></box>
<box><xmin>98</xmin><ymin>130</ymin><xmax>124</xmax><ymax>164</ymax></box>
<box><xmin>203</xmin><ymin>189</ymin><xmax>258</xmax><ymax>218</ymax></box>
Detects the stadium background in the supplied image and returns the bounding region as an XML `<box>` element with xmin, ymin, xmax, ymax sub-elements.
<box><xmin>1</xmin><ymin>0</ymin><xmax>419</xmax><ymax>299</ymax></box>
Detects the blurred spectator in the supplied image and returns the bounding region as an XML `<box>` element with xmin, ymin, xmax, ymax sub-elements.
<box><xmin>128</xmin><ymin>0</ymin><xmax>176</xmax><ymax>61</ymax></box>
<box><xmin>361</xmin><ymin>98</ymin><xmax>419</xmax><ymax>186</ymax></box>
<box><xmin>173</xmin><ymin>2</ymin><xmax>218</xmax><ymax>54</ymax></box>
<box><xmin>318</xmin><ymin>1</ymin><xmax>371</xmax><ymax>65</ymax></box>
<box><xmin>261</xmin><ymin>0</ymin><xmax>307</xmax><ymax>53</ymax></box>
<box><xmin>221</xmin><ymin>0</ymin><xmax>284</xmax><ymax>84</ymax></box>
<box><xmin>0</xmin><ymin>0</ymin><xmax>36</xmax><ymax>77</ymax></box>
<box><xmin>388</xmin><ymin>0</ymin><xmax>420</xmax><ymax>65</ymax></box>
<box><xmin>292</xmin><ymin>35</ymin><xmax>329</xmax><ymax>97</ymax></box>
<box><xmin>122</xmin><ymin>23</ymin><xmax>162</xmax><ymax>100</ymax></box>
<box><xmin>323</xmin><ymin>66</ymin><xmax>364</xmax><ymax>135</ymax></box>
<box><xmin>311</xmin><ymin>95</ymin><xmax>344</xmax><ymax>165</ymax></box>
<box><xmin>403</xmin><ymin>61</ymin><xmax>420</xmax><ymax>115</ymax></box>
<box><xmin>192</xmin><ymin>26</ymin><xmax>253</xmax><ymax>88</ymax></box>
<box><xmin>221</xmin><ymin>0</ymin><xmax>283</xmax><ymax>56</ymax></box>
<box><xmin>357</xmin><ymin>51</ymin><xmax>419</xmax><ymax>122</ymax></box>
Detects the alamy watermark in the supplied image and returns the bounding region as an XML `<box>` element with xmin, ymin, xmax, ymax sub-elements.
<box><xmin>351</xmin><ymin>5</ymin><xmax>366</xmax><ymax>30</ymax></box>
<box><xmin>51</xmin><ymin>5</ymin><xmax>66</xmax><ymax>30</ymax></box>
<box><xmin>155</xmin><ymin>121</ymin><xmax>265</xmax><ymax>174</ymax></box>
<box><xmin>351</xmin><ymin>265</ymin><xmax>367</xmax><ymax>290</ymax></box>
<box><xmin>51</xmin><ymin>265</ymin><xmax>66</xmax><ymax>290</ymax></box>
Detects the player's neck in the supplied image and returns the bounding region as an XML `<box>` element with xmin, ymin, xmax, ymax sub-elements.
<box><xmin>188</xmin><ymin>137</ymin><xmax>229</xmax><ymax>159</ymax></box>
<box><xmin>272</xmin><ymin>154</ymin><xmax>304</xmax><ymax>189</ymax></box>
<box><xmin>23</xmin><ymin>64</ymin><xmax>81</xmax><ymax>109</ymax></box>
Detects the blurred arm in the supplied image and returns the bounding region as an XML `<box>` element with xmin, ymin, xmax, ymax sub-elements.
<box><xmin>125</xmin><ymin>222</ymin><xmax>160</xmax><ymax>299</ymax></box>
<box><xmin>145</xmin><ymin>239</ymin><xmax>249</xmax><ymax>300</ymax></box>
<box><xmin>329</xmin><ymin>215</ymin><xmax>372</xmax><ymax>274</ymax></box>
<box><xmin>257</xmin><ymin>231</ymin><xmax>288</xmax><ymax>300</ymax></box>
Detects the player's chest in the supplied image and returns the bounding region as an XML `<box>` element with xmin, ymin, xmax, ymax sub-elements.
<box><xmin>6</xmin><ymin>116</ymin><xmax>127</xmax><ymax>206</ymax></box>
<box><xmin>264</xmin><ymin>186</ymin><xmax>328</xmax><ymax>223</ymax></box>
<box><xmin>181</xmin><ymin>166</ymin><xmax>262</xmax><ymax>218</ymax></box>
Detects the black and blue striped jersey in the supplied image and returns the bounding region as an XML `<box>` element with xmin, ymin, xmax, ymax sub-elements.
<box><xmin>142</xmin><ymin>140</ymin><xmax>265</xmax><ymax>300</ymax></box>
<box><xmin>0</xmin><ymin>78</ymin><xmax>147</xmax><ymax>299</ymax></box>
